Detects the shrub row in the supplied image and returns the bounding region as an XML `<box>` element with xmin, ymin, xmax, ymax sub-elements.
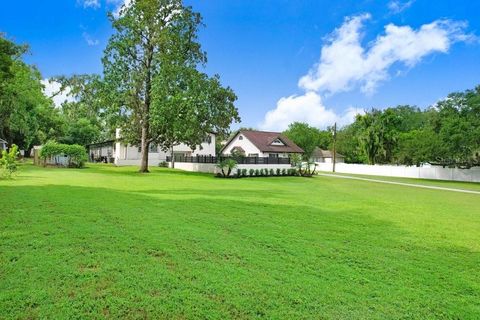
<box><xmin>40</xmin><ymin>141</ymin><xmax>88</xmax><ymax>168</ymax></box>
<box><xmin>231</xmin><ymin>167</ymin><xmax>298</xmax><ymax>178</ymax></box>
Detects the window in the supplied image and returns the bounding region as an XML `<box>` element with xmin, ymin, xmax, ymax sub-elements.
<box><xmin>271</xmin><ymin>138</ymin><xmax>285</xmax><ymax>146</ymax></box>
<box><xmin>269</xmin><ymin>153</ymin><xmax>279</xmax><ymax>158</ymax></box>
<box><xmin>248</xmin><ymin>153</ymin><xmax>258</xmax><ymax>157</ymax></box>
<box><xmin>239</xmin><ymin>135</ymin><xmax>243</xmax><ymax>140</ymax></box>
<box><xmin>149</xmin><ymin>143</ymin><xmax>157</xmax><ymax>153</ymax></box>
<box><xmin>137</xmin><ymin>146</ymin><xmax>141</xmax><ymax>153</ymax></box>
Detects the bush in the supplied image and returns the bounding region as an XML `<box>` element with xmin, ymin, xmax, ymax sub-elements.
<box><xmin>255</xmin><ymin>169</ymin><xmax>260</xmax><ymax>176</ymax></box>
<box><xmin>282</xmin><ymin>168</ymin><xmax>286</xmax><ymax>176</ymax></box>
<box><xmin>270</xmin><ymin>169</ymin><xmax>275</xmax><ymax>176</ymax></box>
<box><xmin>249</xmin><ymin>169</ymin><xmax>254</xmax><ymax>176</ymax></box>
<box><xmin>242</xmin><ymin>169</ymin><xmax>247</xmax><ymax>177</ymax></box>
<box><xmin>0</xmin><ymin>144</ymin><xmax>19</xmax><ymax>179</ymax></box>
<box><xmin>40</xmin><ymin>142</ymin><xmax>88</xmax><ymax>168</ymax></box>
<box><xmin>216</xmin><ymin>159</ymin><xmax>237</xmax><ymax>177</ymax></box>
<box><xmin>236</xmin><ymin>168</ymin><xmax>242</xmax><ymax>177</ymax></box>
<box><xmin>276</xmin><ymin>168</ymin><xmax>281</xmax><ymax>176</ymax></box>
<box><xmin>158</xmin><ymin>161</ymin><xmax>168</xmax><ymax>168</ymax></box>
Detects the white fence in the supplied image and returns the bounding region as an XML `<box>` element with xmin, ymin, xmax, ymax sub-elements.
<box><xmin>316</xmin><ymin>163</ymin><xmax>480</xmax><ymax>183</ymax></box>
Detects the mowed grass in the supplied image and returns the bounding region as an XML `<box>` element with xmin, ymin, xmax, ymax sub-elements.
<box><xmin>1</xmin><ymin>164</ymin><xmax>479</xmax><ymax>319</ymax></box>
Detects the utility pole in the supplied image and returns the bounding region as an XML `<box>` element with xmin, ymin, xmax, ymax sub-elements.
<box><xmin>332</xmin><ymin>122</ymin><xmax>337</xmax><ymax>173</ymax></box>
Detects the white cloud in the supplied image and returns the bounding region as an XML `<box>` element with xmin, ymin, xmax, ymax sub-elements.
<box><xmin>299</xmin><ymin>15</ymin><xmax>471</xmax><ymax>95</ymax></box>
<box><xmin>41</xmin><ymin>80</ymin><xmax>75</xmax><ymax>108</ymax></box>
<box><xmin>388</xmin><ymin>0</ymin><xmax>415</xmax><ymax>14</ymax></box>
<box><xmin>82</xmin><ymin>32</ymin><xmax>99</xmax><ymax>46</ymax></box>
<box><xmin>80</xmin><ymin>0</ymin><xmax>100</xmax><ymax>9</ymax></box>
<box><xmin>107</xmin><ymin>0</ymin><xmax>132</xmax><ymax>18</ymax></box>
<box><xmin>260</xmin><ymin>14</ymin><xmax>473</xmax><ymax>131</ymax></box>
<box><xmin>260</xmin><ymin>92</ymin><xmax>364</xmax><ymax>131</ymax></box>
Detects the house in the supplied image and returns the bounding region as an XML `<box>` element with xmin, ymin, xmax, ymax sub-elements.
<box><xmin>221</xmin><ymin>130</ymin><xmax>304</xmax><ymax>158</ymax></box>
<box><xmin>0</xmin><ymin>138</ymin><xmax>7</xmax><ymax>151</ymax></box>
<box><xmin>88</xmin><ymin>129</ymin><xmax>216</xmax><ymax>166</ymax></box>
<box><xmin>87</xmin><ymin>140</ymin><xmax>115</xmax><ymax>163</ymax></box>
<box><xmin>312</xmin><ymin>147</ymin><xmax>344</xmax><ymax>163</ymax></box>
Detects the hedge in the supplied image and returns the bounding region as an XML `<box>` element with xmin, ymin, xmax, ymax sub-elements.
<box><xmin>40</xmin><ymin>142</ymin><xmax>88</xmax><ymax>168</ymax></box>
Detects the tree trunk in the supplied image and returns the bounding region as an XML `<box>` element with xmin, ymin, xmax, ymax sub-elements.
<box><xmin>139</xmin><ymin>124</ymin><xmax>149</xmax><ymax>173</ymax></box>
<box><xmin>170</xmin><ymin>146</ymin><xmax>175</xmax><ymax>169</ymax></box>
<box><xmin>139</xmin><ymin>43</ymin><xmax>153</xmax><ymax>173</ymax></box>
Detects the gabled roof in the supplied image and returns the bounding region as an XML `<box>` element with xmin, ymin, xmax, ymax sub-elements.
<box><xmin>312</xmin><ymin>147</ymin><xmax>344</xmax><ymax>158</ymax></box>
<box><xmin>223</xmin><ymin>130</ymin><xmax>304</xmax><ymax>153</ymax></box>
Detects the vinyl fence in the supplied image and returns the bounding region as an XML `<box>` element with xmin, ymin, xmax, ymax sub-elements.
<box><xmin>316</xmin><ymin>163</ymin><xmax>480</xmax><ymax>183</ymax></box>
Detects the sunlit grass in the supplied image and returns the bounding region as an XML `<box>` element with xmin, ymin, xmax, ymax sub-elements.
<box><xmin>1</xmin><ymin>163</ymin><xmax>479</xmax><ymax>319</ymax></box>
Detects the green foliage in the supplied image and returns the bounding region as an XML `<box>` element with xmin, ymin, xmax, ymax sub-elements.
<box><xmin>51</xmin><ymin>75</ymin><xmax>108</xmax><ymax>145</ymax></box>
<box><xmin>283</xmin><ymin>122</ymin><xmax>323</xmax><ymax>160</ymax></box>
<box><xmin>40</xmin><ymin>141</ymin><xmax>88</xmax><ymax>168</ymax></box>
<box><xmin>0</xmin><ymin>36</ymin><xmax>64</xmax><ymax>150</ymax></box>
<box><xmin>249</xmin><ymin>168</ymin><xmax>255</xmax><ymax>176</ymax></box>
<box><xmin>2</xmin><ymin>164</ymin><xmax>480</xmax><ymax>318</ymax></box>
<box><xmin>158</xmin><ymin>161</ymin><xmax>168</xmax><ymax>168</ymax></box>
<box><xmin>290</xmin><ymin>153</ymin><xmax>302</xmax><ymax>167</ymax></box>
<box><xmin>216</xmin><ymin>158</ymin><xmax>237</xmax><ymax>177</ymax></box>
<box><xmin>335</xmin><ymin>94</ymin><xmax>480</xmax><ymax>167</ymax></box>
<box><xmin>61</xmin><ymin>118</ymin><xmax>101</xmax><ymax>146</ymax></box>
<box><xmin>282</xmin><ymin>168</ymin><xmax>287</xmax><ymax>176</ymax></box>
<box><xmin>255</xmin><ymin>169</ymin><xmax>260</xmax><ymax>176</ymax></box>
<box><xmin>103</xmin><ymin>0</ymin><xmax>240</xmax><ymax>172</ymax></box>
<box><xmin>242</xmin><ymin>169</ymin><xmax>247</xmax><ymax>177</ymax></box>
<box><xmin>231</xmin><ymin>147</ymin><xmax>245</xmax><ymax>159</ymax></box>
<box><xmin>296</xmin><ymin>160</ymin><xmax>317</xmax><ymax>177</ymax></box>
<box><xmin>336</xmin><ymin>121</ymin><xmax>366</xmax><ymax>164</ymax></box>
<box><xmin>0</xmin><ymin>144</ymin><xmax>19</xmax><ymax>179</ymax></box>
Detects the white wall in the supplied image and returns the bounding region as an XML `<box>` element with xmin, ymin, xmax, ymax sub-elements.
<box><xmin>114</xmin><ymin>133</ymin><xmax>216</xmax><ymax>166</ymax></box>
<box><xmin>316</xmin><ymin>163</ymin><xmax>480</xmax><ymax>183</ymax></box>
<box><xmin>172</xmin><ymin>162</ymin><xmax>217</xmax><ymax>173</ymax></box>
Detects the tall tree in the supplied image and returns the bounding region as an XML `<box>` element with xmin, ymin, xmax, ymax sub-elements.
<box><xmin>51</xmin><ymin>75</ymin><xmax>109</xmax><ymax>145</ymax></box>
<box><xmin>0</xmin><ymin>36</ymin><xmax>63</xmax><ymax>150</ymax></box>
<box><xmin>283</xmin><ymin>122</ymin><xmax>322</xmax><ymax>160</ymax></box>
<box><xmin>336</xmin><ymin>121</ymin><xmax>366</xmax><ymax>164</ymax></box>
<box><xmin>103</xmin><ymin>0</ymin><xmax>239</xmax><ymax>172</ymax></box>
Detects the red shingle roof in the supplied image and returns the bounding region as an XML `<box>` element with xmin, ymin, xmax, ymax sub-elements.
<box><xmin>227</xmin><ymin>130</ymin><xmax>304</xmax><ymax>153</ymax></box>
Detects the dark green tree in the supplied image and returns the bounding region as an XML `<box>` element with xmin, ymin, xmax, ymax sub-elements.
<box><xmin>283</xmin><ymin>122</ymin><xmax>322</xmax><ymax>160</ymax></box>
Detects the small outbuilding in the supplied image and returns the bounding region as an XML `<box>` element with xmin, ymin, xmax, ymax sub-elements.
<box><xmin>312</xmin><ymin>147</ymin><xmax>345</xmax><ymax>163</ymax></box>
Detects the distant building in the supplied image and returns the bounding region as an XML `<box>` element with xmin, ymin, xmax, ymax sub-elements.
<box><xmin>87</xmin><ymin>129</ymin><xmax>216</xmax><ymax>166</ymax></box>
<box><xmin>312</xmin><ymin>147</ymin><xmax>344</xmax><ymax>163</ymax></box>
<box><xmin>220</xmin><ymin>130</ymin><xmax>304</xmax><ymax>158</ymax></box>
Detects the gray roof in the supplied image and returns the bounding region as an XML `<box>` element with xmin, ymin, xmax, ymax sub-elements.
<box><xmin>312</xmin><ymin>147</ymin><xmax>344</xmax><ymax>158</ymax></box>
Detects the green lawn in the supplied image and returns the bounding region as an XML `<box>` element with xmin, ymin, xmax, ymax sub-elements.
<box><xmin>1</xmin><ymin>164</ymin><xmax>479</xmax><ymax>319</ymax></box>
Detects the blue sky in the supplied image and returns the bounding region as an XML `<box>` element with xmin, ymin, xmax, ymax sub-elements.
<box><xmin>1</xmin><ymin>0</ymin><xmax>479</xmax><ymax>131</ymax></box>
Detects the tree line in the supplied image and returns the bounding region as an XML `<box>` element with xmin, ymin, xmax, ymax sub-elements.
<box><xmin>283</xmin><ymin>87</ymin><xmax>480</xmax><ymax>168</ymax></box>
